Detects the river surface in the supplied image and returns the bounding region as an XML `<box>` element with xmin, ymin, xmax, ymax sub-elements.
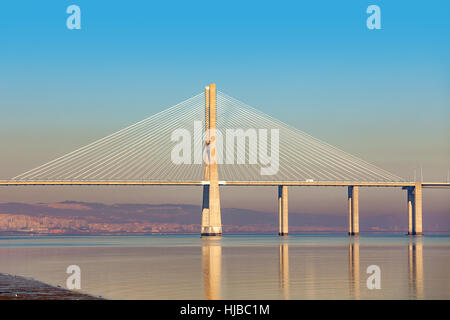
<box><xmin>0</xmin><ymin>234</ymin><xmax>449</xmax><ymax>299</ymax></box>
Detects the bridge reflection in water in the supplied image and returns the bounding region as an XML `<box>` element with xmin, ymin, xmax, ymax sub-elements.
<box><xmin>408</xmin><ymin>241</ymin><xmax>424</xmax><ymax>299</ymax></box>
<box><xmin>202</xmin><ymin>238</ymin><xmax>222</xmax><ymax>300</ymax></box>
<box><xmin>279</xmin><ymin>243</ymin><xmax>290</xmax><ymax>299</ymax></box>
<box><xmin>349</xmin><ymin>241</ymin><xmax>360</xmax><ymax>299</ymax></box>
<box><xmin>201</xmin><ymin>238</ymin><xmax>426</xmax><ymax>300</ymax></box>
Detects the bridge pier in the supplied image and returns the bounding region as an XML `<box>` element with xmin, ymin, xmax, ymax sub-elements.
<box><xmin>201</xmin><ymin>84</ymin><xmax>222</xmax><ymax>237</ymax></box>
<box><xmin>406</xmin><ymin>183</ymin><xmax>423</xmax><ymax>236</ymax></box>
<box><xmin>407</xmin><ymin>187</ymin><xmax>413</xmax><ymax>235</ymax></box>
<box><xmin>348</xmin><ymin>186</ymin><xmax>359</xmax><ymax>236</ymax></box>
<box><xmin>278</xmin><ymin>186</ymin><xmax>288</xmax><ymax>236</ymax></box>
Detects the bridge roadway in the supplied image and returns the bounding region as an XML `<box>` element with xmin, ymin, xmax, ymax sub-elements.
<box><xmin>0</xmin><ymin>180</ymin><xmax>449</xmax><ymax>188</ymax></box>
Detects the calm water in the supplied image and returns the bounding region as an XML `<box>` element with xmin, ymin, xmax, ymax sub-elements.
<box><xmin>0</xmin><ymin>234</ymin><xmax>449</xmax><ymax>299</ymax></box>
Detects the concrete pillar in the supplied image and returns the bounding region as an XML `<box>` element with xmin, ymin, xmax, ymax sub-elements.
<box><xmin>407</xmin><ymin>187</ymin><xmax>413</xmax><ymax>235</ymax></box>
<box><xmin>348</xmin><ymin>186</ymin><xmax>359</xmax><ymax>236</ymax></box>
<box><xmin>278</xmin><ymin>186</ymin><xmax>282</xmax><ymax>235</ymax></box>
<box><xmin>278</xmin><ymin>186</ymin><xmax>288</xmax><ymax>236</ymax></box>
<box><xmin>201</xmin><ymin>86</ymin><xmax>210</xmax><ymax>234</ymax></box>
<box><xmin>282</xmin><ymin>186</ymin><xmax>288</xmax><ymax>235</ymax></box>
<box><xmin>207</xmin><ymin>84</ymin><xmax>222</xmax><ymax>235</ymax></box>
<box><xmin>413</xmin><ymin>183</ymin><xmax>423</xmax><ymax>236</ymax></box>
<box><xmin>201</xmin><ymin>185</ymin><xmax>210</xmax><ymax>230</ymax></box>
<box><xmin>348</xmin><ymin>186</ymin><xmax>353</xmax><ymax>235</ymax></box>
<box><xmin>352</xmin><ymin>186</ymin><xmax>359</xmax><ymax>235</ymax></box>
<box><xmin>406</xmin><ymin>183</ymin><xmax>423</xmax><ymax>236</ymax></box>
<box><xmin>201</xmin><ymin>84</ymin><xmax>222</xmax><ymax>237</ymax></box>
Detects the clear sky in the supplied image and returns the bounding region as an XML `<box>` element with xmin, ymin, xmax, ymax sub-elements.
<box><xmin>0</xmin><ymin>1</ymin><xmax>449</xmax><ymax>219</ymax></box>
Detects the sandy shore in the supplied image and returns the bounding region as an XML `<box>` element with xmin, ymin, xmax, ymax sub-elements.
<box><xmin>0</xmin><ymin>273</ymin><xmax>104</xmax><ymax>300</ymax></box>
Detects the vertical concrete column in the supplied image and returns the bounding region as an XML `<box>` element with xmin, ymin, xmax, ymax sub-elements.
<box><xmin>208</xmin><ymin>84</ymin><xmax>222</xmax><ymax>235</ymax></box>
<box><xmin>348</xmin><ymin>186</ymin><xmax>359</xmax><ymax>236</ymax></box>
<box><xmin>201</xmin><ymin>86</ymin><xmax>211</xmax><ymax>234</ymax></box>
<box><xmin>278</xmin><ymin>186</ymin><xmax>282</xmax><ymax>235</ymax></box>
<box><xmin>203</xmin><ymin>85</ymin><xmax>211</xmax><ymax>182</ymax></box>
<box><xmin>201</xmin><ymin>84</ymin><xmax>222</xmax><ymax>236</ymax></box>
<box><xmin>413</xmin><ymin>183</ymin><xmax>423</xmax><ymax>236</ymax></box>
<box><xmin>348</xmin><ymin>186</ymin><xmax>353</xmax><ymax>235</ymax></box>
<box><xmin>352</xmin><ymin>186</ymin><xmax>359</xmax><ymax>235</ymax></box>
<box><xmin>278</xmin><ymin>185</ymin><xmax>288</xmax><ymax>236</ymax></box>
<box><xmin>201</xmin><ymin>185</ymin><xmax>210</xmax><ymax>230</ymax></box>
<box><xmin>407</xmin><ymin>187</ymin><xmax>413</xmax><ymax>235</ymax></box>
<box><xmin>282</xmin><ymin>186</ymin><xmax>289</xmax><ymax>235</ymax></box>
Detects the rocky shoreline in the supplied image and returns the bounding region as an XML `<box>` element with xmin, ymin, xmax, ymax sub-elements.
<box><xmin>0</xmin><ymin>273</ymin><xmax>104</xmax><ymax>300</ymax></box>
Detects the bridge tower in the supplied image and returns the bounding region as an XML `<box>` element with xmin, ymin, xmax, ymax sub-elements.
<box><xmin>201</xmin><ymin>84</ymin><xmax>222</xmax><ymax>236</ymax></box>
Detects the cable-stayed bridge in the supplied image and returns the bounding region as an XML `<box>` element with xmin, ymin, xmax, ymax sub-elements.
<box><xmin>1</xmin><ymin>84</ymin><xmax>448</xmax><ymax>236</ymax></box>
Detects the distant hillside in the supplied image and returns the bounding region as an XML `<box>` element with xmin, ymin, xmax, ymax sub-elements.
<box><xmin>0</xmin><ymin>201</ymin><xmax>448</xmax><ymax>235</ymax></box>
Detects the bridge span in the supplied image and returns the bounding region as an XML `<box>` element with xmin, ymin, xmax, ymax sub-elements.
<box><xmin>1</xmin><ymin>180</ymin><xmax>449</xmax><ymax>188</ymax></box>
<box><xmin>2</xmin><ymin>84</ymin><xmax>449</xmax><ymax>237</ymax></box>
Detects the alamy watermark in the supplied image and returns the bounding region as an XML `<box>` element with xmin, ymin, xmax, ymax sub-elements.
<box><xmin>66</xmin><ymin>265</ymin><xmax>81</xmax><ymax>290</ymax></box>
<box><xmin>366</xmin><ymin>5</ymin><xmax>381</xmax><ymax>30</ymax></box>
<box><xmin>66</xmin><ymin>5</ymin><xmax>81</xmax><ymax>30</ymax></box>
<box><xmin>366</xmin><ymin>265</ymin><xmax>381</xmax><ymax>289</ymax></box>
<box><xmin>171</xmin><ymin>121</ymin><xmax>280</xmax><ymax>175</ymax></box>
<box><xmin>64</xmin><ymin>5</ymin><xmax>380</xmax><ymax>31</ymax></box>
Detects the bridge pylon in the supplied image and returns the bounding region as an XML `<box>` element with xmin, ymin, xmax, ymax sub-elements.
<box><xmin>201</xmin><ymin>84</ymin><xmax>222</xmax><ymax>237</ymax></box>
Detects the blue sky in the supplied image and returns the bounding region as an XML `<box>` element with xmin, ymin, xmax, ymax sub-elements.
<box><xmin>0</xmin><ymin>1</ymin><xmax>449</xmax><ymax>214</ymax></box>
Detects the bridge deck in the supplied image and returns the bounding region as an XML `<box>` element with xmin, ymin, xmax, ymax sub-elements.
<box><xmin>0</xmin><ymin>181</ymin><xmax>449</xmax><ymax>188</ymax></box>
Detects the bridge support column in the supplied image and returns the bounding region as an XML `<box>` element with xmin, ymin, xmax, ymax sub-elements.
<box><xmin>201</xmin><ymin>185</ymin><xmax>210</xmax><ymax>231</ymax></box>
<box><xmin>201</xmin><ymin>84</ymin><xmax>222</xmax><ymax>237</ymax></box>
<box><xmin>412</xmin><ymin>183</ymin><xmax>423</xmax><ymax>236</ymax></box>
<box><xmin>405</xmin><ymin>183</ymin><xmax>423</xmax><ymax>236</ymax></box>
<box><xmin>348</xmin><ymin>186</ymin><xmax>359</xmax><ymax>236</ymax></box>
<box><xmin>278</xmin><ymin>186</ymin><xmax>288</xmax><ymax>236</ymax></box>
<box><xmin>407</xmin><ymin>187</ymin><xmax>414</xmax><ymax>235</ymax></box>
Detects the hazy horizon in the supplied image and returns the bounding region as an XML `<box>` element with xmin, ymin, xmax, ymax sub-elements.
<box><xmin>1</xmin><ymin>200</ymin><xmax>449</xmax><ymax>234</ymax></box>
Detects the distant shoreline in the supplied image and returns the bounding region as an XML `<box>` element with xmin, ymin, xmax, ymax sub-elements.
<box><xmin>0</xmin><ymin>273</ymin><xmax>103</xmax><ymax>300</ymax></box>
<box><xmin>2</xmin><ymin>201</ymin><xmax>449</xmax><ymax>235</ymax></box>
